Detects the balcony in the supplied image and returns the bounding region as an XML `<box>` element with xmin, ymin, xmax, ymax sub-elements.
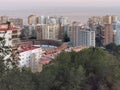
<box><xmin>12</xmin><ymin>35</ymin><xmax>20</xmax><ymax>38</ymax></box>
<box><xmin>12</xmin><ymin>30</ymin><xmax>17</xmax><ymax>34</ymax></box>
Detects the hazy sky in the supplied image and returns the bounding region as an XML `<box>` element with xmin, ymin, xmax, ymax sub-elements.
<box><xmin>0</xmin><ymin>0</ymin><xmax>120</xmax><ymax>10</ymax></box>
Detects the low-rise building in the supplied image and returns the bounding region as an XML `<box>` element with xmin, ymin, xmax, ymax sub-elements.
<box><xmin>18</xmin><ymin>45</ymin><xmax>43</xmax><ymax>70</ymax></box>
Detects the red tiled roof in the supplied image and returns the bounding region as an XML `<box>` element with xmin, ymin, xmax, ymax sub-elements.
<box><xmin>0</xmin><ymin>27</ymin><xmax>20</xmax><ymax>31</ymax></box>
<box><xmin>39</xmin><ymin>59</ymin><xmax>51</xmax><ymax>65</ymax></box>
<box><xmin>72</xmin><ymin>46</ymin><xmax>88</xmax><ymax>52</ymax></box>
<box><xmin>20</xmin><ymin>46</ymin><xmax>40</xmax><ymax>52</ymax></box>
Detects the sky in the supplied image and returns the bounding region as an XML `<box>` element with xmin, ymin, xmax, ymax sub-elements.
<box><xmin>0</xmin><ymin>0</ymin><xmax>120</xmax><ymax>23</ymax></box>
<box><xmin>0</xmin><ymin>0</ymin><xmax>120</xmax><ymax>10</ymax></box>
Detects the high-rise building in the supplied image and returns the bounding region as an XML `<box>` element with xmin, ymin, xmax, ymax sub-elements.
<box><xmin>104</xmin><ymin>24</ymin><xmax>114</xmax><ymax>45</ymax></box>
<box><xmin>28</xmin><ymin>15</ymin><xmax>37</xmax><ymax>25</ymax></box>
<box><xmin>35</xmin><ymin>24</ymin><xmax>44</xmax><ymax>40</ymax></box>
<box><xmin>21</xmin><ymin>25</ymin><xmax>37</xmax><ymax>39</ymax></box>
<box><xmin>48</xmin><ymin>24</ymin><xmax>59</xmax><ymax>40</ymax></box>
<box><xmin>9</xmin><ymin>18</ymin><xmax>23</xmax><ymax>27</ymax></box>
<box><xmin>115</xmin><ymin>21</ymin><xmax>120</xmax><ymax>45</ymax></box>
<box><xmin>72</xmin><ymin>22</ymin><xmax>83</xmax><ymax>46</ymax></box>
<box><xmin>38</xmin><ymin>16</ymin><xmax>45</xmax><ymax>24</ymax></box>
<box><xmin>68</xmin><ymin>22</ymin><xmax>84</xmax><ymax>46</ymax></box>
<box><xmin>29</xmin><ymin>25</ymin><xmax>36</xmax><ymax>38</ymax></box>
<box><xmin>103</xmin><ymin>15</ymin><xmax>112</xmax><ymax>24</ymax></box>
<box><xmin>58</xmin><ymin>24</ymin><xmax>69</xmax><ymax>40</ymax></box>
<box><xmin>102</xmin><ymin>15</ymin><xmax>117</xmax><ymax>24</ymax></box>
<box><xmin>67</xmin><ymin>22</ymin><xmax>95</xmax><ymax>47</ymax></box>
<box><xmin>49</xmin><ymin>17</ymin><xmax>57</xmax><ymax>25</ymax></box>
<box><xmin>59</xmin><ymin>16</ymin><xmax>69</xmax><ymax>25</ymax></box>
<box><xmin>111</xmin><ymin>16</ymin><xmax>118</xmax><ymax>23</ymax></box>
<box><xmin>79</xmin><ymin>30</ymin><xmax>95</xmax><ymax>47</ymax></box>
<box><xmin>0</xmin><ymin>16</ymin><xmax>9</xmax><ymax>23</ymax></box>
<box><xmin>45</xmin><ymin>16</ymin><xmax>50</xmax><ymax>24</ymax></box>
<box><xmin>36</xmin><ymin>24</ymin><xmax>59</xmax><ymax>40</ymax></box>
<box><xmin>88</xmin><ymin>16</ymin><xmax>101</xmax><ymax>24</ymax></box>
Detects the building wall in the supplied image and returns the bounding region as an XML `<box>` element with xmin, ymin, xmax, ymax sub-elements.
<box><xmin>115</xmin><ymin>21</ymin><xmax>120</xmax><ymax>45</ymax></box>
<box><xmin>67</xmin><ymin>24</ymin><xmax>73</xmax><ymax>43</ymax></box>
<box><xmin>0</xmin><ymin>24</ymin><xmax>21</xmax><ymax>46</ymax></box>
<box><xmin>102</xmin><ymin>15</ymin><xmax>117</xmax><ymax>24</ymax></box>
<box><xmin>9</xmin><ymin>18</ymin><xmax>23</xmax><ymax>27</ymax></box>
<box><xmin>19</xmin><ymin>47</ymin><xmax>43</xmax><ymax>68</ymax></box>
<box><xmin>104</xmin><ymin>24</ymin><xmax>114</xmax><ymax>45</ymax></box>
<box><xmin>0</xmin><ymin>16</ymin><xmax>9</xmax><ymax>23</ymax></box>
<box><xmin>36</xmin><ymin>24</ymin><xmax>59</xmax><ymax>40</ymax></box>
<box><xmin>79</xmin><ymin>30</ymin><xmax>95</xmax><ymax>47</ymax></box>
<box><xmin>68</xmin><ymin>22</ymin><xmax>95</xmax><ymax>47</ymax></box>
<box><xmin>28</xmin><ymin>15</ymin><xmax>37</xmax><ymax>25</ymax></box>
<box><xmin>68</xmin><ymin>22</ymin><xmax>90</xmax><ymax>47</ymax></box>
<box><xmin>0</xmin><ymin>30</ymin><xmax>12</xmax><ymax>46</ymax></box>
<box><xmin>38</xmin><ymin>16</ymin><xmax>45</xmax><ymax>24</ymax></box>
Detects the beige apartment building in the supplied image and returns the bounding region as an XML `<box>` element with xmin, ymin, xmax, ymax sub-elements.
<box><xmin>36</xmin><ymin>24</ymin><xmax>59</xmax><ymax>40</ymax></box>
<box><xmin>103</xmin><ymin>24</ymin><xmax>114</xmax><ymax>45</ymax></box>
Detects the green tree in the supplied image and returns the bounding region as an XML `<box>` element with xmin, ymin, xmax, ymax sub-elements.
<box><xmin>0</xmin><ymin>23</ymin><xmax>35</xmax><ymax>90</ymax></box>
<box><xmin>105</xmin><ymin>43</ymin><xmax>117</xmax><ymax>52</ymax></box>
<box><xmin>68</xmin><ymin>66</ymin><xmax>86</xmax><ymax>90</ymax></box>
<box><xmin>62</xmin><ymin>33</ymin><xmax>70</xmax><ymax>42</ymax></box>
<box><xmin>39</xmin><ymin>47</ymin><xmax>120</xmax><ymax>90</ymax></box>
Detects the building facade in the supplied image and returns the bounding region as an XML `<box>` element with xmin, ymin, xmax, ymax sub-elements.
<box><xmin>19</xmin><ymin>45</ymin><xmax>43</xmax><ymax>69</ymax></box>
<box><xmin>36</xmin><ymin>24</ymin><xmax>59</xmax><ymax>40</ymax></box>
<box><xmin>28</xmin><ymin>15</ymin><xmax>38</xmax><ymax>25</ymax></box>
<box><xmin>115</xmin><ymin>20</ymin><xmax>120</xmax><ymax>45</ymax></box>
<box><xmin>104</xmin><ymin>24</ymin><xmax>114</xmax><ymax>45</ymax></box>
<box><xmin>79</xmin><ymin>30</ymin><xmax>95</xmax><ymax>47</ymax></box>
<box><xmin>0</xmin><ymin>23</ymin><xmax>21</xmax><ymax>46</ymax></box>
<box><xmin>9</xmin><ymin>18</ymin><xmax>23</xmax><ymax>27</ymax></box>
<box><xmin>0</xmin><ymin>16</ymin><xmax>9</xmax><ymax>23</ymax></box>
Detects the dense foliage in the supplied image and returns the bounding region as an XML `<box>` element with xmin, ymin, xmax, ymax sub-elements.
<box><xmin>105</xmin><ymin>43</ymin><xmax>120</xmax><ymax>59</ymax></box>
<box><xmin>38</xmin><ymin>47</ymin><xmax>120</xmax><ymax>90</ymax></box>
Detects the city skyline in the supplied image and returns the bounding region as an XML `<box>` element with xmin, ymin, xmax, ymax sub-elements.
<box><xmin>0</xmin><ymin>0</ymin><xmax>120</xmax><ymax>10</ymax></box>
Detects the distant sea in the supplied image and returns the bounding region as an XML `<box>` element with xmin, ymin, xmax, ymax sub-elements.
<box><xmin>0</xmin><ymin>7</ymin><xmax>120</xmax><ymax>24</ymax></box>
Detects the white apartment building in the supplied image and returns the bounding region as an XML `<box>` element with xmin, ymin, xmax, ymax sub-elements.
<box><xmin>59</xmin><ymin>16</ymin><xmax>69</xmax><ymax>25</ymax></box>
<box><xmin>0</xmin><ymin>23</ymin><xmax>21</xmax><ymax>47</ymax></box>
<box><xmin>67</xmin><ymin>22</ymin><xmax>95</xmax><ymax>47</ymax></box>
<box><xmin>19</xmin><ymin>45</ymin><xmax>43</xmax><ymax>68</ymax></box>
<box><xmin>38</xmin><ymin>16</ymin><xmax>45</xmax><ymax>24</ymax></box>
<box><xmin>79</xmin><ymin>30</ymin><xmax>95</xmax><ymax>47</ymax></box>
<box><xmin>115</xmin><ymin>20</ymin><xmax>120</xmax><ymax>45</ymax></box>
